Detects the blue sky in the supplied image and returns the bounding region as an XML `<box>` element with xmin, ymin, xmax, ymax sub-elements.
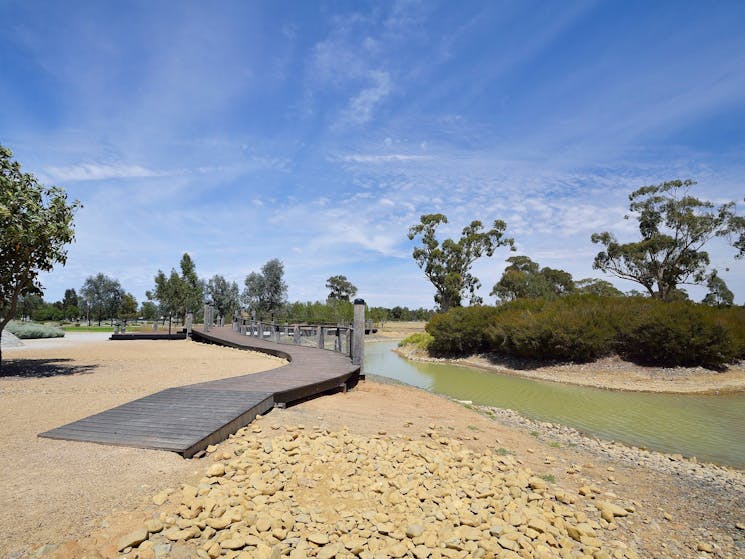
<box><xmin>2</xmin><ymin>0</ymin><xmax>744</xmax><ymax>308</ymax></box>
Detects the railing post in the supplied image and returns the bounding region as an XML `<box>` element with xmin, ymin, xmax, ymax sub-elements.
<box><xmin>353</xmin><ymin>299</ymin><xmax>365</xmax><ymax>370</ymax></box>
<box><xmin>203</xmin><ymin>303</ymin><xmax>210</xmax><ymax>332</ymax></box>
<box><xmin>240</xmin><ymin>319</ymin><xmax>246</xmax><ymax>335</ymax></box>
<box><xmin>186</xmin><ymin>312</ymin><xmax>193</xmax><ymax>335</ymax></box>
<box><xmin>317</xmin><ymin>326</ymin><xmax>325</xmax><ymax>349</ymax></box>
<box><xmin>293</xmin><ymin>324</ymin><xmax>300</xmax><ymax>344</ymax></box>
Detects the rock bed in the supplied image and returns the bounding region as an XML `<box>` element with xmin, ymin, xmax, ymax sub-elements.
<box><xmin>123</xmin><ymin>425</ymin><xmax>640</xmax><ymax>559</ymax></box>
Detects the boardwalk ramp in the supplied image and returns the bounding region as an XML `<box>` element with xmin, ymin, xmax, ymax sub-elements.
<box><xmin>39</xmin><ymin>327</ymin><xmax>361</xmax><ymax>457</ymax></box>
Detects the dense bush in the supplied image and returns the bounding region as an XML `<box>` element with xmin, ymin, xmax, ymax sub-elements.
<box><xmin>425</xmin><ymin>306</ymin><xmax>501</xmax><ymax>355</ymax></box>
<box><xmin>425</xmin><ymin>296</ymin><xmax>744</xmax><ymax>368</ymax></box>
<box><xmin>6</xmin><ymin>321</ymin><xmax>65</xmax><ymax>339</ymax></box>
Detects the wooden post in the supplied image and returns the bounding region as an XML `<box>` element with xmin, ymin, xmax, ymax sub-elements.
<box><xmin>186</xmin><ymin>312</ymin><xmax>193</xmax><ymax>335</ymax></box>
<box><xmin>353</xmin><ymin>299</ymin><xmax>365</xmax><ymax>369</ymax></box>
<box><xmin>293</xmin><ymin>325</ymin><xmax>300</xmax><ymax>344</ymax></box>
<box><xmin>317</xmin><ymin>326</ymin><xmax>325</xmax><ymax>349</ymax></box>
<box><xmin>203</xmin><ymin>304</ymin><xmax>209</xmax><ymax>332</ymax></box>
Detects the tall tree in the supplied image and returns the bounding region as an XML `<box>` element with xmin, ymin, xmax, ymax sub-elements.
<box><xmin>146</xmin><ymin>253</ymin><xmax>203</xmax><ymax>325</ymax></box>
<box><xmin>206</xmin><ymin>274</ymin><xmax>240</xmax><ymax>318</ymax></box>
<box><xmin>491</xmin><ymin>256</ymin><xmax>574</xmax><ymax>302</ymax></box>
<box><xmin>119</xmin><ymin>292</ymin><xmax>138</xmax><ymax>319</ymax></box>
<box><xmin>326</xmin><ymin>275</ymin><xmax>357</xmax><ymax>302</ymax></box>
<box><xmin>574</xmin><ymin>278</ymin><xmax>624</xmax><ymax>297</ymax></box>
<box><xmin>408</xmin><ymin>214</ymin><xmax>513</xmax><ymax>311</ymax></box>
<box><xmin>242</xmin><ymin>259</ymin><xmax>288</xmax><ymax>314</ymax></box>
<box><xmin>702</xmin><ymin>271</ymin><xmax>734</xmax><ymax>307</ymax></box>
<box><xmin>62</xmin><ymin>288</ymin><xmax>79</xmax><ymax>319</ymax></box>
<box><xmin>80</xmin><ymin>274</ymin><xmax>124</xmax><ymax>325</ymax></box>
<box><xmin>0</xmin><ymin>145</ymin><xmax>80</xmax><ymax>366</ymax></box>
<box><xmin>591</xmin><ymin>180</ymin><xmax>744</xmax><ymax>301</ymax></box>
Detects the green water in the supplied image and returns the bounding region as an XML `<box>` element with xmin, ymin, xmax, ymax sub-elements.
<box><xmin>364</xmin><ymin>341</ymin><xmax>745</xmax><ymax>468</ymax></box>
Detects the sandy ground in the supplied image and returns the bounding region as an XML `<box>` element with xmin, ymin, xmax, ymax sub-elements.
<box><xmin>0</xmin><ymin>335</ymin><xmax>285</xmax><ymax>559</ymax></box>
<box><xmin>1</xmin><ymin>334</ymin><xmax>743</xmax><ymax>559</ymax></box>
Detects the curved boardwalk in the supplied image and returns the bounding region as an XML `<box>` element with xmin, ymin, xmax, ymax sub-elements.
<box><xmin>39</xmin><ymin>327</ymin><xmax>361</xmax><ymax>457</ymax></box>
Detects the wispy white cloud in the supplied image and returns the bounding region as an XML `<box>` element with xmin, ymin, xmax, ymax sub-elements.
<box><xmin>46</xmin><ymin>163</ymin><xmax>165</xmax><ymax>182</ymax></box>
<box><xmin>337</xmin><ymin>153</ymin><xmax>431</xmax><ymax>163</ymax></box>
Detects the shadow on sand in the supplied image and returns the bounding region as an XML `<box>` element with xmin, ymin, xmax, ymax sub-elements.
<box><xmin>0</xmin><ymin>358</ymin><xmax>98</xmax><ymax>378</ymax></box>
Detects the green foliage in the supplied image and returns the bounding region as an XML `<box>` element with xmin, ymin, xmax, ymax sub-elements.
<box><xmin>81</xmin><ymin>273</ymin><xmax>124</xmax><ymax>325</ymax></box>
<box><xmin>398</xmin><ymin>332</ymin><xmax>434</xmax><ymax>351</ymax></box>
<box><xmin>242</xmin><ymin>259</ymin><xmax>288</xmax><ymax>314</ymax></box>
<box><xmin>574</xmin><ymin>278</ymin><xmax>624</xmax><ymax>297</ymax></box>
<box><xmin>616</xmin><ymin>301</ymin><xmax>738</xmax><ymax>367</ymax></box>
<box><xmin>31</xmin><ymin>302</ymin><xmax>65</xmax><ymax>322</ymax></box>
<box><xmin>491</xmin><ymin>256</ymin><xmax>574</xmax><ymax>302</ymax></box>
<box><xmin>591</xmin><ymin>179</ymin><xmax>744</xmax><ymax>300</ymax></box>
<box><xmin>147</xmin><ymin>253</ymin><xmax>203</xmax><ymax>323</ymax></box>
<box><xmin>408</xmin><ymin>213</ymin><xmax>514</xmax><ymax>311</ymax></box>
<box><xmin>425</xmin><ymin>305</ymin><xmax>501</xmax><ymax>355</ymax></box>
<box><xmin>6</xmin><ymin>321</ymin><xmax>65</xmax><ymax>339</ymax></box>
<box><xmin>702</xmin><ymin>271</ymin><xmax>734</xmax><ymax>307</ymax></box>
<box><xmin>426</xmin><ymin>295</ymin><xmax>744</xmax><ymax>367</ymax></box>
<box><xmin>326</xmin><ymin>275</ymin><xmax>357</xmax><ymax>302</ymax></box>
<box><xmin>0</xmin><ymin>145</ymin><xmax>80</xmax><ymax>364</ymax></box>
<box><xmin>206</xmin><ymin>274</ymin><xmax>240</xmax><ymax>318</ymax></box>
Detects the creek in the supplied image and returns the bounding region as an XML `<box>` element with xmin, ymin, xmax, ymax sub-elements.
<box><xmin>364</xmin><ymin>341</ymin><xmax>745</xmax><ymax>468</ymax></box>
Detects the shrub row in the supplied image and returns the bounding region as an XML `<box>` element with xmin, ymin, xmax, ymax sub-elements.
<box><xmin>6</xmin><ymin>321</ymin><xmax>65</xmax><ymax>339</ymax></box>
<box><xmin>425</xmin><ymin>296</ymin><xmax>745</xmax><ymax>368</ymax></box>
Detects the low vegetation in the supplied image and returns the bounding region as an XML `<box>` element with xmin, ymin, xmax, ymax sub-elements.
<box><xmin>398</xmin><ymin>331</ymin><xmax>434</xmax><ymax>351</ymax></box>
<box><xmin>6</xmin><ymin>321</ymin><xmax>65</xmax><ymax>339</ymax></box>
<box><xmin>426</xmin><ymin>295</ymin><xmax>745</xmax><ymax>368</ymax></box>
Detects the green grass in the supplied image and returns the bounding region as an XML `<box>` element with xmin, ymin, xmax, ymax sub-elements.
<box><xmin>539</xmin><ymin>474</ymin><xmax>556</xmax><ymax>484</ymax></box>
<box><xmin>61</xmin><ymin>325</ymin><xmax>114</xmax><ymax>332</ymax></box>
<box><xmin>398</xmin><ymin>331</ymin><xmax>434</xmax><ymax>351</ymax></box>
<box><xmin>467</xmin><ymin>425</ymin><xmax>480</xmax><ymax>431</ymax></box>
<box><xmin>548</xmin><ymin>441</ymin><xmax>561</xmax><ymax>448</ymax></box>
<box><xmin>530</xmin><ymin>431</ymin><xmax>539</xmax><ymax>437</ymax></box>
<box><xmin>495</xmin><ymin>447</ymin><xmax>512</xmax><ymax>456</ymax></box>
<box><xmin>6</xmin><ymin>321</ymin><xmax>65</xmax><ymax>339</ymax></box>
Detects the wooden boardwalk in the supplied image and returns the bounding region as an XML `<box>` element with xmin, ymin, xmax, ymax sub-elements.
<box><xmin>39</xmin><ymin>327</ymin><xmax>361</xmax><ymax>457</ymax></box>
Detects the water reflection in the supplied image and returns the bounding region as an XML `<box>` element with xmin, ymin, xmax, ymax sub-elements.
<box><xmin>365</xmin><ymin>341</ymin><xmax>745</xmax><ymax>468</ymax></box>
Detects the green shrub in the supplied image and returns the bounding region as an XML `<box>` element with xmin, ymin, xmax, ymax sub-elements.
<box><xmin>424</xmin><ymin>295</ymin><xmax>743</xmax><ymax>368</ymax></box>
<box><xmin>616</xmin><ymin>301</ymin><xmax>737</xmax><ymax>367</ymax></box>
<box><xmin>425</xmin><ymin>306</ymin><xmax>501</xmax><ymax>355</ymax></box>
<box><xmin>398</xmin><ymin>332</ymin><xmax>434</xmax><ymax>351</ymax></box>
<box><xmin>6</xmin><ymin>321</ymin><xmax>65</xmax><ymax>339</ymax></box>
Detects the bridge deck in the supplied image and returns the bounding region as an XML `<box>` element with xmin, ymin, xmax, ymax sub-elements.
<box><xmin>39</xmin><ymin>327</ymin><xmax>361</xmax><ymax>457</ymax></box>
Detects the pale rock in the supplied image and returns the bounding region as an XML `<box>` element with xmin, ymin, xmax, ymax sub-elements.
<box><xmin>207</xmin><ymin>463</ymin><xmax>226</xmax><ymax>477</ymax></box>
<box><xmin>117</xmin><ymin>528</ymin><xmax>148</xmax><ymax>551</ymax></box>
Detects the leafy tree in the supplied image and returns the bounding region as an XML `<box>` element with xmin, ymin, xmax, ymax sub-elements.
<box><xmin>702</xmin><ymin>271</ymin><xmax>734</xmax><ymax>307</ymax></box>
<box><xmin>119</xmin><ymin>292</ymin><xmax>138</xmax><ymax>319</ymax></box>
<box><xmin>62</xmin><ymin>288</ymin><xmax>80</xmax><ymax>320</ymax></box>
<box><xmin>326</xmin><ymin>275</ymin><xmax>358</xmax><ymax>302</ymax></box>
<box><xmin>206</xmin><ymin>274</ymin><xmax>240</xmax><ymax>318</ymax></box>
<box><xmin>241</xmin><ymin>259</ymin><xmax>288</xmax><ymax>314</ymax></box>
<box><xmin>491</xmin><ymin>256</ymin><xmax>574</xmax><ymax>302</ymax></box>
<box><xmin>147</xmin><ymin>253</ymin><xmax>203</xmax><ymax>325</ymax></box>
<box><xmin>0</xmin><ymin>145</ymin><xmax>80</xmax><ymax>366</ymax></box>
<box><xmin>591</xmin><ymin>179</ymin><xmax>745</xmax><ymax>301</ymax></box>
<box><xmin>179</xmin><ymin>253</ymin><xmax>203</xmax><ymax>319</ymax></box>
<box><xmin>140</xmin><ymin>301</ymin><xmax>159</xmax><ymax>321</ymax></box>
<box><xmin>408</xmin><ymin>214</ymin><xmax>514</xmax><ymax>311</ymax></box>
<box><xmin>80</xmin><ymin>274</ymin><xmax>124</xmax><ymax>325</ymax></box>
<box><xmin>574</xmin><ymin>278</ymin><xmax>624</xmax><ymax>297</ymax></box>
<box><xmin>15</xmin><ymin>294</ymin><xmax>44</xmax><ymax>320</ymax></box>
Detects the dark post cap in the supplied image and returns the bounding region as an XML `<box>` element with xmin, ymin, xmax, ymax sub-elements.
<box><xmin>353</xmin><ymin>298</ymin><xmax>366</xmax><ymax>305</ymax></box>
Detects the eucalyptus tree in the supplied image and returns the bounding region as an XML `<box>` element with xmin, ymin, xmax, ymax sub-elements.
<box><xmin>491</xmin><ymin>256</ymin><xmax>574</xmax><ymax>302</ymax></box>
<box><xmin>206</xmin><ymin>274</ymin><xmax>240</xmax><ymax>318</ymax></box>
<box><xmin>242</xmin><ymin>259</ymin><xmax>288</xmax><ymax>315</ymax></box>
<box><xmin>408</xmin><ymin>214</ymin><xmax>514</xmax><ymax>311</ymax></box>
<box><xmin>146</xmin><ymin>253</ymin><xmax>203</xmax><ymax>325</ymax></box>
<box><xmin>0</xmin><ymin>145</ymin><xmax>80</xmax><ymax>366</ymax></box>
<box><xmin>326</xmin><ymin>275</ymin><xmax>357</xmax><ymax>302</ymax></box>
<box><xmin>591</xmin><ymin>180</ymin><xmax>744</xmax><ymax>301</ymax></box>
<box><xmin>80</xmin><ymin>274</ymin><xmax>124</xmax><ymax>325</ymax></box>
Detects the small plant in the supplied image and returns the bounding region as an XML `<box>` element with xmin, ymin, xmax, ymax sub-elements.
<box><xmin>495</xmin><ymin>447</ymin><xmax>511</xmax><ymax>456</ymax></box>
<box><xmin>398</xmin><ymin>332</ymin><xmax>434</xmax><ymax>351</ymax></box>
<box><xmin>467</xmin><ymin>425</ymin><xmax>480</xmax><ymax>431</ymax></box>
<box><xmin>548</xmin><ymin>441</ymin><xmax>561</xmax><ymax>448</ymax></box>
<box><xmin>530</xmin><ymin>431</ymin><xmax>539</xmax><ymax>437</ymax></box>
<box><xmin>540</xmin><ymin>474</ymin><xmax>556</xmax><ymax>483</ymax></box>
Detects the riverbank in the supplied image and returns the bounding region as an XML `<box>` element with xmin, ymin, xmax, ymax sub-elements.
<box><xmin>1</xmin><ymin>335</ymin><xmax>743</xmax><ymax>558</ymax></box>
<box><xmin>395</xmin><ymin>344</ymin><xmax>745</xmax><ymax>394</ymax></box>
